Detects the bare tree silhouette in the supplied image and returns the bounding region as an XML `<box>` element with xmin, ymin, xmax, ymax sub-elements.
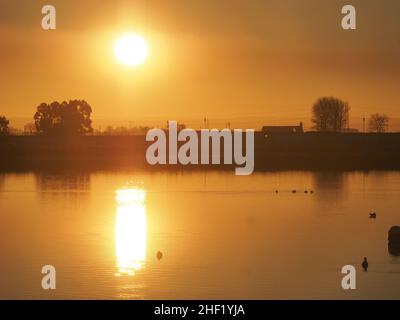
<box><xmin>311</xmin><ymin>97</ymin><xmax>350</xmax><ymax>132</ymax></box>
<box><xmin>368</xmin><ymin>113</ymin><xmax>389</xmax><ymax>133</ymax></box>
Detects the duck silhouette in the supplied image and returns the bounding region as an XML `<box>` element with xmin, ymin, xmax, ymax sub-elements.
<box><xmin>369</xmin><ymin>212</ymin><xmax>377</xmax><ymax>219</ymax></box>
<box><xmin>362</xmin><ymin>257</ymin><xmax>369</xmax><ymax>272</ymax></box>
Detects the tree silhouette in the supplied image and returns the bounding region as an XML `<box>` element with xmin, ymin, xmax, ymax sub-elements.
<box><xmin>34</xmin><ymin>100</ymin><xmax>93</xmax><ymax>135</ymax></box>
<box><xmin>368</xmin><ymin>113</ymin><xmax>389</xmax><ymax>133</ymax></box>
<box><xmin>311</xmin><ymin>97</ymin><xmax>350</xmax><ymax>132</ymax></box>
<box><xmin>0</xmin><ymin>116</ymin><xmax>10</xmax><ymax>136</ymax></box>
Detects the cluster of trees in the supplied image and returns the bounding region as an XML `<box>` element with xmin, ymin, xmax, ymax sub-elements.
<box><xmin>311</xmin><ymin>96</ymin><xmax>390</xmax><ymax>133</ymax></box>
<box><xmin>34</xmin><ymin>100</ymin><xmax>93</xmax><ymax>135</ymax></box>
<box><xmin>1</xmin><ymin>100</ymin><xmax>93</xmax><ymax>136</ymax></box>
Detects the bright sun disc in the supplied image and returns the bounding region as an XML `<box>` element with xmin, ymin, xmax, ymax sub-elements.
<box><xmin>114</xmin><ymin>34</ymin><xmax>148</xmax><ymax>66</ymax></box>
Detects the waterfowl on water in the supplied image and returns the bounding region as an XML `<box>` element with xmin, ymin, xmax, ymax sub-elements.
<box><xmin>369</xmin><ymin>212</ymin><xmax>377</xmax><ymax>219</ymax></box>
<box><xmin>362</xmin><ymin>257</ymin><xmax>369</xmax><ymax>272</ymax></box>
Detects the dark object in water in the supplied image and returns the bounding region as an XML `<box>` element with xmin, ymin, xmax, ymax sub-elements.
<box><xmin>369</xmin><ymin>212</ymin><xmax>377</xmax><ymax>219</ymax></box>
<box><xmin>304</xmin><ymin>190</ymin><xmax>308</xmax><ymax>194</ymax></box>
<box><xmin>292</xmin><ymin>190</ymin><xmax>296</xmax><ymax>194</ymax></box>
<box><xmin>362</xmin><ymin>257</ymin><xmax>368</xmax><ymax>272</ymax></box>
<box><xmin>388</xmin><ymin>226</ymin><xmax>400</xmax><ymax>243</ymax></box>
<box><xmin>310</xmin><ymin>190</ymin><xmax>314</xmax><ymax>194</ymax></box>
<box><xmin>156</xmin><ymin>251</ymin><xmax>163</xmax><ymax>261</ymax></box>
<box><xmin>388</xmin><ymin>243</ymin><xmax>400</xmax><ymax>256</ymax></box>
<box><xmin>275</xmin><ymin>190</ymin><xmax>279</xmax><ymax>193</ymax></box>
<box><xmin>388</xmin><ymin>226</ymin><xmax>400</xmax><ymax>256</ymax></box>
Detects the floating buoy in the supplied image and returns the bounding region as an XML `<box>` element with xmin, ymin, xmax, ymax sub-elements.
<box><xmin>388</xmin><ymin>226</ymin><xmax>400</xmax><ymax>256</ymax></box>
<box><xmin>156</xmin><ymin>251</ymin><xmax>163</xmax><ymax>261</ymax></box>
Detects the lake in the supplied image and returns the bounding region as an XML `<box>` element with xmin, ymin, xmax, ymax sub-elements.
<box><xmin>0</xmin><ymin>170</ymin><xmax>400</xmax><ymax>299</ymax></box>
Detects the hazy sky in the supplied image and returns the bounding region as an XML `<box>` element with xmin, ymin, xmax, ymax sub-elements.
<box><xmin>1</xmin><ymin>0</ymin><xmax>400</xmax><ymax>130</ymax></box>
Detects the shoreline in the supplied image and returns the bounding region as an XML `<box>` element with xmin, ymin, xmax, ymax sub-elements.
<box><xmin>1</xmin><ymin>132</ymin><xmax>400</xmax><ymax>172</ymax></box>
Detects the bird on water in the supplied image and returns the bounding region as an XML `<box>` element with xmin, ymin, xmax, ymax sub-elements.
<box><xmin>369</xmin><ymin>212</ymin><xmax>377</xmax><ymax>219</ymax></box>
<box><xmin>362</xmin><ymin>257</ymin><xmax>369</xmax><ymax>272</ymax></box>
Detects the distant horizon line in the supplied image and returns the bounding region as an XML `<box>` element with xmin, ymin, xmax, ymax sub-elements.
<box><xmin>5</xmin><ymin>114</ymin><xmax>400</xmax><ymax>132</ymax></box>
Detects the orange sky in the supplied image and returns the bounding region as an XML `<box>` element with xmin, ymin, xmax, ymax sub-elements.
<box><xmin>0</xmin><ymin>0</ymin><xmax>400</xmax><ymax>130</ymax></box>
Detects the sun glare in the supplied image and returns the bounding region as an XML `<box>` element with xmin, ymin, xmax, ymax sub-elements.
<box><xmin>115</xmin><ymin>188</ymin><xmax>147</xmax><ymax>277</ymax></box>
<box><xmin>114</xmin><ymin>34</ymin><xmax>149</xmax><ymax>66</ymax></box>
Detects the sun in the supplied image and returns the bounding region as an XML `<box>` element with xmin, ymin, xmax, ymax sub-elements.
<box><xmin>114</xmin><ymin>34</ymin><xmax>149</xmax><ymax>66</ymax></box>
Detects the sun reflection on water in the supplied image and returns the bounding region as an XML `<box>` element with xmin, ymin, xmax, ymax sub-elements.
<box><xmin>115</xmin><ymin>188</ymin><xmax>147</xmax><ymax>277</ymax></box>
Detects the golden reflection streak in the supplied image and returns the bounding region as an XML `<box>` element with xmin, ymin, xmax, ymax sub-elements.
<box><xmin>115</xmin><ymin>188</ymin><xmax>147</xmax><ymax>276</ymax></box>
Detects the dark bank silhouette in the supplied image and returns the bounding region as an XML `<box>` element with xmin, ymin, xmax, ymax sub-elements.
<box><xmin>1</xmin><ymin>95</ymin><xmax>400</xmax><ymax>171</ymax></box>
<box><xmin>2</xmin><ymin>132</ymin><xmax>400</xmax><ymax>171</ymax></box>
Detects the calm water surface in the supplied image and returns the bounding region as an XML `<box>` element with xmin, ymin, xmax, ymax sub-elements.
<box><xmin>0</xmin><ymin>171</ymin><xmax>400</xmax><ymax>299</ymax></box>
